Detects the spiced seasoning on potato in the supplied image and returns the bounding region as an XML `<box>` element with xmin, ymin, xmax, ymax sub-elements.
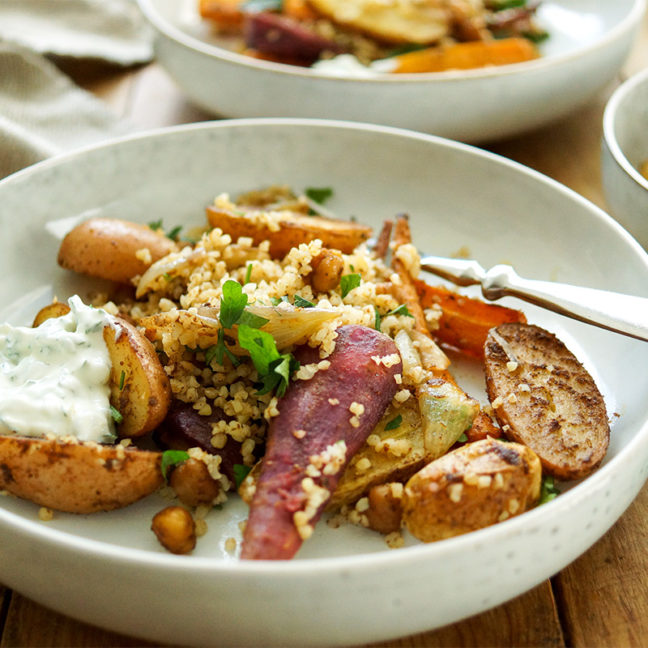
<box><xmin>402</xmin><ymin>438</ymin><xmax>542</xmax><ymax>542</ymax></box>
<box><xmin>484</xmin><ymin>323</ymin><xmax>609</xmax><ymax>480</ymax></box>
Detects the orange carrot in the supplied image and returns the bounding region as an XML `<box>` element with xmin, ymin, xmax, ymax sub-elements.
<box><xmin>414</xmin><ymin>279</ymin><xmax>527</xmax><ymax>359</ymax></box>
<box><xmin>283</xmin><ymin>0</ymin><xmax>318</xmax><ymax>21</ymax></box>
<box><xmin>390</xmin><ymin>37</ymin><xmax>539</xmax><ymax>74</ymax></box>
<box><xmin>199</xmin><ymin>0</ymin><xmax>245</xmax><ymax>30</ymax></box>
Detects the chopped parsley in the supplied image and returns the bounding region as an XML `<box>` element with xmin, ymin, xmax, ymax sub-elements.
<box><xmin>294</xmin><ymin>295</ymin><xmax>315</xmax><ymax>308</ymax></box>
<box><xmin>305</xmin><ymin>186</ymin><xmax>333</xmax><ymax>205</ymax></box>
<box><xmin>384</xmin><ymin>414</ymin><xmax>402</xmax><ymax>431</ymax></box>
<box><xmin>340</xmin><ymin>273</ymin><xmax>361</xmax><ymax>299</ymax></box>
<box><xmin>244</xmin><ymin>263</ymin><xmax>253</xmax><ymax>285</ymax></box>
<box><xmin>233</xmin><ymin>464</ymin><xmax>252</xmax><ymax>489</ymax></box>
<box><xmin>457</xmin><ymin>433</ymin><xmax>468</xmax><ymax>443</ymax></box>
<box><xmin>109</xmin><ymin>405</ymin><xmax>123</xmax><ymax>424</ymax></box>
<box><xmin>270</xmin><ymin>296</ymin><xmax>289</xmax><ymax>306</ymax></box>
<box><xmin>374</xmin><ymin>306</ymin><xmax>382</xmax><ymax>332</ymax></box>
<box><xmin>387</xmin><ymin>304</ymin><xmax>414</xmax><ymax>318</ymax></box>
<box><xmin>118</xmin><ymin>370</ymin><xmax>125</xmax><ymax>391</ymax></box>
<box><xmin>237</xmin><ymin>324</ymin><xmax>299</xmax><ymax>397</ymax></box>
<box><xmin>147</xmin><ymin>219</ymin><xmax>182</xmax><ymax>241</ymax></box>
<box><xmin>538</xmin><ymin>475</ymin><xmax>560</xmax><ymax>505</ymax></box>
<box><xmin>219</xmin><ymin>280</ymin><xmax>249</xmax><ymax>329</ymax></box>
<box><xmin>161</xmin><ymin>450</ymin><xmax>189</xmax><ymax>481</ymax></box>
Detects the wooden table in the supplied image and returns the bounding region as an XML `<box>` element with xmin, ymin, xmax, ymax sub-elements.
<box><xmin>4</xmin><ymin>14</ymin><xmax>648</xmax><ymax>648</ymax></box>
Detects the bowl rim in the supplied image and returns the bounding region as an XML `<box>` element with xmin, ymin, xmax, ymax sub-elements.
<box><xmin>603</xmin><ymin>65</ymin><xmax>648</xmax><ymax>193</ymax></box>
<box><xmin>136</xmin><ymin>0</ymin><xmax>647</xmax><ymax>84</ymax></box>
<box><xmin>1</xmin><ymin>117</ymin><xmax>648</xmax><ymax>576</ymax></box>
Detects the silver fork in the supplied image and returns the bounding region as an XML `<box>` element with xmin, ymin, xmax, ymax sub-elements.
<box><xmin>419</xmin><ymin>254</ymin><xmax>648</xmax><ymax>343</ymax></box>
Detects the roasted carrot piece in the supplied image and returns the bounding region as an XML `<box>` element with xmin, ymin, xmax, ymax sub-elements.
<box><xmin>283</xmin><ymin>0</ymin><xmax>318</xmax><ymax>21</ymax></box>
<box><xmin>390</xmin><ymin>37</ymin><xmax>539</xmax><ymax>74</ymax></box>
<box><xmin>465</xmin><ymin>410</ymin><xmax>502</xmax><ymax>443</ymax></box>
<box><xmin>414</xmin><ymin>279</ymin><xmax>527</xmax><ymax>359</ymax></box>
<box><xmin>198</xmin><ymin>0</ymin><xmax>244</xmax><ymax>30</ymax></box>
<box><xmin>240</xmin><ymin>325</ymin><xmax>401</xmax><ymax>560</ymax></box>
<box><xmin>372</xmin><ymin>219</ymin><xmax>393</xmax><ymax>261</ymax></box>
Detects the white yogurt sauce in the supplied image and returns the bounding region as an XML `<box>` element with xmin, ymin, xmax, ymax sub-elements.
<box><xmin>311</xmin><ymin>54</ymin><xmax>394</xmax><ymax>77</ymax></box>
<box><xmin>0</xmin><ymin>296</ymin><xmax>116</xmax><ymax>442</ymax></box>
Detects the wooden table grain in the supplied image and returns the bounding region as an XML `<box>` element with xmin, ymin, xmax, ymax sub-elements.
<box><xmin>2</xmin><ymin>13</ymin><xmax>648</xmax><ymax>647</ymax></box>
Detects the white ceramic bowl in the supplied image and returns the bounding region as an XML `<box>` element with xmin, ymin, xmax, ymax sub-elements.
<box><xmin>602</xmin><ymin>66</ymin><xmax>648</xmax><ymax>249</ymax></box>
<box><xmin>136</xmin><ymin>0</ymin><xmax>645</xmax><ymax>143</ymax></box>
<box><xmin>1</xmin><ymin>119</ymin><xmax>648</xmax><ymax>647</ymax></box>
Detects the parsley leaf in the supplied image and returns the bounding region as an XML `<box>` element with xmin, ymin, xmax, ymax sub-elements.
<box><xmin>538</xmin><ymin>475</ymin><xmax>560</xmax><ymax>505</ymax></box>
<box><xmin>244</xmin><ymin>263</ymin><xmax>253</xmax><ymax>284</ymax></box>
<box><xmin>148</xmin><ymin>219</ymin><xmax>163</xmax><ymax>231</ymax></box>
<box><xmin>387</xmin><ymin>304</ymin><xmax>414</xmax><ymax>318</ymax></box>
<box><xmin>294</xmin><ymin>295</ymin><xmax>315</xmax><ymax>308</ymax></box>
<box><xmin>457</xmin><ymin>433</ymin><xmax>468</xmax><ymax>443</ymax></box>
<box><xmin>305</xmin><ymin>187</ymin><xmax>333</xmax><ymax>204</ymax></box>
<box><xmin>233</xmin><ymin>464</ymin><xmax>252</xmax><ymax>489</ymax></box>
<box><xmin>219</xmin><ymin>280</ymin><xmax>249</xmax><ymax>328</ymax></box>
<box><xmin>161</xmin><ymin>450</ymin><xmax>189</xmax><ymax>481</ymax></box>
<box><xmin>238</xmin><ymin>310</ymin><xmax>269</xmax><ymax>328</ymax></box>
<box><xmin>118</xmin><ymin>370</ymin><xmax>125</xmax><ymax>391</ymax></box>
<box><xmin>109</xmin><ymin>405</ymin><xmax>123</xmax><ymax>424</ymax></box>
<box><xmin>167</xmin><ymin>225</ymin><xmax>182</xmax><ymax>241</ymax></box>
<box><xmin>384</xmin><ymin>414</ymin><xmax>402</xmax><ymax>431</ymax></box>
<box><xmin>270</xmin><ymin>296</ymin><xmax>289</xmax><ymax>306</ymax></box>
<box><xmin>340</xmin><ymin>273</ymin><xmax>361</xmax><ymax>298</ymax></box>
<box><xmin>237</xmin><ymin>324</ymin><xmax>299</xmax><ymax>397</ymax></box>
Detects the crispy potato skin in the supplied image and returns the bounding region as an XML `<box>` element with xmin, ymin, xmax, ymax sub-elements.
<box><xmin>205</xmin><ymin>206</ymin><xmax>371</xmax><ymax>258</ymax></box>
<box><xmin>484</xmin><ymin>323</ymin><xmax>609</xmax><ymax>480</ymax></box>
<box><xmin>104</xmin><ymin>318</ymin><xmax>171</xmax><ymax>438</ymax></box>
<box><xmin>32</xmin><ymin>301</ymin><xmax>71</xmax><ymax>327</ymax></box>
<box><xmin>57</xmin><ymin>218</ymin><xmax>177</xmax><ymax>284</ymax></box>
<box><xmin>0</xmin><ymin>436</ymin><xmax>163</xmax><ymax>514</ymax></box>
<box><xmin>403</xmin><ymin>438</ymin><xmax>541</xmax><ymax>542</ymax></box>
<box><xmin>366</xmin><ymin>483</ymin><xmax>403</xmax><ymax>535</ymax></box>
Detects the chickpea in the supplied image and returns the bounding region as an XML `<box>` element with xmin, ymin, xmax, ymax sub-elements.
<box><xmin>169</xmin><ymin>458</ymin><xmax>221</xmax><ymax>508</ymax></box>
<box><xmin>151</xmin><ymin>506</ymin><xmax>196</xmax><ymax>554</ymax></box>
<box><xmin>310</xmin><ymin>249</ymin><xmax>344</xmax><ymax>294</ymax></box>
<box><xmin>365</xmin><ymin>483</ymin><xmax>403</xmax><ymax>535</ymax></box>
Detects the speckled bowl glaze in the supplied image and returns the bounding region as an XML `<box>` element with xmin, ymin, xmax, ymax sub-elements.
<box><xmin>602</xmin><ymin>66</ymin><xmax>648</xmax><ymax>249</ymax></box>
<box><xmin>0</xmin><ymin>120</ymin><xmax>647</xmax><ymax>647</ymax></box>
<box><xmin>136</xmin><ymin>0</ymin><xmax>645</xmax><ymax>142</ymax></box>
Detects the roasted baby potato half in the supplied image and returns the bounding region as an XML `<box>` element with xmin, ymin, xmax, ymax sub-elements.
<box><xmin>0</xmin><ymin>436</ymin><xmax>163</xmax><ymax>514</ymax></box>
<box><xmin>32</xmin><ymin>303</ymin><xmax>171</xmax><ymax>438</ymax></box>
<box><xmin>403</xmin><ymin>437</ymin><xmax>541</xmax><ymax>542</ymax></box>
<box><xmin>57</xmin><ymin>217</ymin><xmax>177</xmax><ymax>284</ymax></box>
<box><xmin>484</xmin><ymin>323</ymin><xmax>609</xmax><ymax>480</ymax></box>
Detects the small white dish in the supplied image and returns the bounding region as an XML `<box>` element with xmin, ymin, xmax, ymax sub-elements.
<box><xmin>136</xmin><ymin>0</ymin><xmax>645</xmax><ymax>142</ymax></box>
<box><xmin>0</xmin><ymin>119</ymin><xmax>647</xmax><ymax>647</ymax></box>
<box><xmin>602</xmin><ymin>65</ymin><xmax>648</xmax><ymax>249</ymax></box>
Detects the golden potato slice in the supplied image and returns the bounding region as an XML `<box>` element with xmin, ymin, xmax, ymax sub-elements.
<box><xmin>484</xmin><ymin>323</ymin><xmax>609</xmax><ymax>480</ymax></box>
<box><xmin>306</xmin><ymin>0</ymin><xmax>451</xmax><ymax>44</ymax></box>
<box><xmin>403</xmin><ymin>438</ymin><xmax>541</xmax><ymax>542</ymax></box>
<box><xmin>0</xmin><ymin>436</ymin><xmax>162</xmax><ymax>513</ymax></box>
<box><xmin>104</xmin><ymin>318</ymin><xmax>171</xmax><ymax>438</ymax></box>
<box><xmin>205</xmin><ymin>206</ymin><xmax>372</xmax><ymax>258</ymax></box>
<box><xmin>57</xmin><ymin>218</ymin><xmax>177</xmax><ymax>284</ymax></box>
<box><xmin>31</xmin><ymin>301</ymin><xmax>71</xmax><ymax>327</ymax></box>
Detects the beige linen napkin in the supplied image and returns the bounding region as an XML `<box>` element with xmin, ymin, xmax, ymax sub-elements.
<box><xmin>0</xmin><ymin>0</ymin><xmax>153</xmax><ymax>178</ymax></box>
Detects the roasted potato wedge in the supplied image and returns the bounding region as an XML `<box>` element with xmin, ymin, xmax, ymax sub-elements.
<box><xmin>205</xmin><ymin>206</ymin><xmax>372</xmax><ymax>258</ymax></box>
<box><xmin>0</xmin><ymin>436</ymin><xmax>162</xmax><ymax>514</ymax></box>
<box><xmin>403</xmin><ymin>438</ymin><xmax>541</xmax><ymax>542</ymax></box>
<box><xmin>31</xmin><ymin>301</ymin><xmax>71</xmax><ymax>327</ymax></box>
<box><xmin>484</xmin><ymin>323</ymin><xmax>609</xmax><ymax>480</ymax></box>
<box><xmin>306</xmin><ymin>0</ymin><xmax>451</xmax><ymax>44</ymax></box>
<box><xmin>58</xmin><ymin>217</ymin><xmax>177</xmax><ymax>284</ymax></box>
<box><xmin>104</xmin><ymin>318</ymin><xmax>171</xmax><ymax>438</ymax></box>
<box><xmin>32</xmin><ymin>303</ymin><xmax>171</xmax><ymax>438</ymax></box>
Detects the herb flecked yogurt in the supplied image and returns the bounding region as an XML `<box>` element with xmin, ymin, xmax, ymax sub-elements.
<box><xmin>0</xmin><ymin>296</ymin><xmax>116</xmax><ymax>442</ymax></box>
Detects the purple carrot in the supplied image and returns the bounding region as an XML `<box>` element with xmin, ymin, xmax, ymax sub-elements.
<box><xmin>241</xmin><ymin>325</ymin><xmax>402</xmax><ymax>560</ymax></box>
